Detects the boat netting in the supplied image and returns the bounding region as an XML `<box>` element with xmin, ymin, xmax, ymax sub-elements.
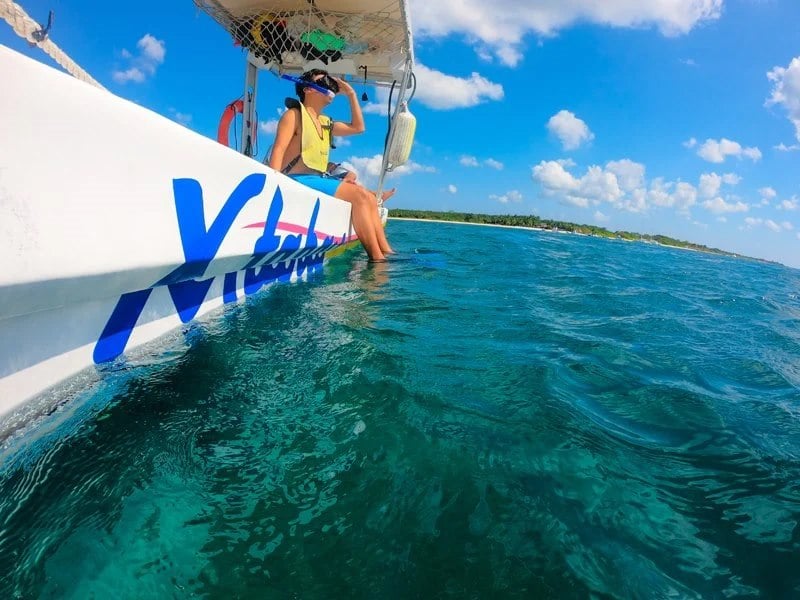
<box><xmin>193</xmin><ymin>0</ymin><xmax>412</xmax><ymax>83</ymax></box>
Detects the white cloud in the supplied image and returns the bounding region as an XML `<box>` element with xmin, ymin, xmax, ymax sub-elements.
<box><xmin>606</xmin><ymin>159</ymin><xmax>645</xmax><ymax>192</ymax></box>
<box><xmin>594</xmin><ymin>210</ymin><xmax>610</xmax><ymax>223</ymax></box>
<box><xmin>167</xmin><ymin>109</ymin><xmax>192</xmax><ymax>125</ymax></box>
<box><xmin>532</xmin><ymin>160</ymin><xmax>579</xmax><ymax>193</ymax></box>
<box><xmin>741</xmin><ymin>217</ymin><xmax>791</xmax><ymax>233</ymax></box>
<box><xmin>742</xmin><ymin>217</ymin><xmax>792</xmax><ymax>232</ymax></box>
<box><xmin>547</xmin><ymin>110</ymin><xmax>594</xmax><ymax>150</ymax></box>
<box><xmin>759</xmin><ymin>187</ymin><xmax>777</xmax><ymax>200</ymax></box>
<box><xmin>758</xmin><ymin>187</ymin><xmax>776</xmax><ymax>206</ymax></box>
<box><xmin>581</xmin><ymin>166</ymin><xmax>624</xmax><ymax>204</ymax></box>
<box><xmin>647</xmin><ymin>178</ymin><xmax>672</xmax><ymax>208</ymax></box>
<box><xmin>698</xmin><ymin>172</ymin><xmax>740</xmax><ymax>201</ymax></box>
<box><xmin>532</xmin><ymin>160</ymin><xmax>626</xmax><ymax>210</ymax></box>
<box><xmin>531</xmin><ymin>159</ymin><xmax>697</xmax><ymax>214</ymax></box>
<box><xmin>362</xmin><ymin>101</ymin><xmax>387</xmax><ymax>115</ymax></box>
<box><xmin>484</xmin><ymin>158</ymin><xmax>504</xmax><ymax>170</ymax></box>
<box><xmin>112</xmin><ymin>67</ymin><xmax>145</xmax><ymax>84</ymax></box>
<box><xmin>474</xmin><ymin>41</ymin><xmax>525</xmax><ymax>67</ymax></box>
<box><xmin>259</xmin><ymin>119</ymin><xmax>279</xmax><ymax>135</ymax></box>
<box><xmin>742</xmin><ymin>147</ymin><xmax>763</xmax><ymax>161</ymax></box>
<box><xmin>774</xmin><ymin>142</ymin><xmax>800</xmax><ymax>151</ymax></box>
<box><xmin>447</xmin><ymin>184</ymin><xmax>458</xmax><ymax>194</ymax></box>
<box><xmin>138</xmin><ymin>34</ymin><xmax>166</xmax><ymax>63</ymax></box>
<box><xmin>698</xmin><ymin>173</ymin><xmax>721</xmax><ymax>198</ymax></box>
<box><xmin>413</xmin><ymin>63</ymin><xmax>504</xmax><ymax>110</ymax></box>
<box><xmin>531</xmin><ymin>159</ymin><xmax>753</xmax><ymax>217</ymax></box>
<box><xmin>695</xmin><ymin>138</ymin><xmax>761</xmax><ymax>163</ymax></box>
<box><xmin>766</xmin><ymin>56</ymin><xmax>800</xmax><ymax>142</ymax></box>
<box><xmin>490</xmin><ymin>190</ymin><xmax>523</xmax><ymax>204</ymax></box>
<box><xmin>701</xmin><ymin>197</ymin><xmax>749</xmax><ymax>214</ymax></box>
<box><xmin>697</xmin><ymin>173</ymin><xmax>742</xmax><ymax>199</ymax></box>
<box><xmin>683</xmin><ymin>137</ymin><xmax>698</xmax><ymax>148</ymax></box>
<box><xmin>343</xmin><ymin>154</ymin><xmax>436</xmax><ymax>186</ymax></box>
<box><xmin>627</xmin><ymin>189</ymin><xmax>648</xmax><ymax>213</ymax></box>
<box><xmin>721</xmin><ymin>173</ymin><xmax>741</xmax><ymax>185</ymax></box>
<box><xmin>410</xmin><ymin>0</ymin><xmax>723</xmax><ymax>66</ymax></box>
<box><xmin>779</xmin><ymin>197</ymin><xmax>799</xmax><ymax>211</ymax></box>
<box><xmin>495</xmin><ymin>44</ymin><xmax>523</xmax><ymax>68</ymax></box>
<box><xmin>361</xmin><ymin>63</ymin><xmax>502</xmax><ymax>112</ymax></box>
<box><xmin>671</xmin><ymin>181</ymin><xmax>698</xmax><ymax>211</ymax></box>
<box><xmin>460</xmin><ymin>156</ymin><xmax>503</xmax><ymax>169</ymax></box>
<box><xmin>475</xmin><ymin>46</ymin><xmax>493</xmax><ymax>62</ymax></box>
<box><xmin>113</xmin><ymin>34</ymin><xmax>165</xmax><ymax>84</ymax></box>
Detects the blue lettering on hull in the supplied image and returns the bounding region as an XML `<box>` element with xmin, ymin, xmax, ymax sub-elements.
<box><xmin>93</xmin><ymin>174</ymin><xmax>341</xmax><ymax>364</ymax></box>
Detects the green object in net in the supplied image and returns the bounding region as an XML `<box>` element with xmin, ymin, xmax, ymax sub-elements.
<box><xmin>300</xmin><ymin>29</ymin><xmax>347</xmax><ymax>52</ymax></box>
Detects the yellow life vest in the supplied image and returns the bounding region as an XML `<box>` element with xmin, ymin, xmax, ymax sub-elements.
<box><xmin>298</xmin><ymin>102</ymin><xmax>332</xmax><ymax>172</ymax></box>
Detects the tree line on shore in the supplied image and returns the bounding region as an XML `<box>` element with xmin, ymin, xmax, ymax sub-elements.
<box><xmin>389</xmin><ymin>209</ymin><xmax>736</xmax><ymax>257</ymax></box>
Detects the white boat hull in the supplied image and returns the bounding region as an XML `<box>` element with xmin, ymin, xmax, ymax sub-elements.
<box><xmin>0</xmin><ymin>45</ymin><xmax>358</xmax><ymax>425</ymax></box>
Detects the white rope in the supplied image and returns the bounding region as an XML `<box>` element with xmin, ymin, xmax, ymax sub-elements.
<box><xmin>0</xmin><ymin>0</ymin><xmax>106</xmax><ymax>90</ymax></box>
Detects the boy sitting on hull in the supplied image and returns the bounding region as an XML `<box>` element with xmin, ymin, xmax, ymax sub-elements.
<box><xmin>268</xmin><ymin>69</ymin><xmax>394</xmax><ymax>262</ymax></box>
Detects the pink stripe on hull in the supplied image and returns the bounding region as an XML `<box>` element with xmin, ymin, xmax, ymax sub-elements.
<box><xmin>243</xmin><ymin>220</ymin><xmax>355</xmax><ymax>244</ymax></box>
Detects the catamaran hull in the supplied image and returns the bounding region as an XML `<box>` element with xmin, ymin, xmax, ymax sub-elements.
<box><xmin>0</xmin><ymin>45</ymin><xmax>358</xmax><ymax>426</ymax></box>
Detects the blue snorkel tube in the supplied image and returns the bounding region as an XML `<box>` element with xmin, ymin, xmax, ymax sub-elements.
<box><xmin>280</xmin><ymin>74</ymin><xmax>336</xmax><ymax>99</ymax></box>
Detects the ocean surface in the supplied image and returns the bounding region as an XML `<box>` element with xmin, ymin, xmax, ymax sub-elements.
<box><xmin>1</xmin><ymin>219</ymin><xmax>799</xmax><ymax>598</ymax></box>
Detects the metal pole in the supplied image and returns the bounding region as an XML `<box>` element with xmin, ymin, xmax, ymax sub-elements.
<box><xmin>241</xmin><ymin>56</ymin><xmax>259</xmax><ymax>157</ymax></box>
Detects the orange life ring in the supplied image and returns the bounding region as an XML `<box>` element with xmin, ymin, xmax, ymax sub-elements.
<box><xmin>217</xmin><ymin>99</ymin><xmax>244</xmax><ymax>146</ymax></box>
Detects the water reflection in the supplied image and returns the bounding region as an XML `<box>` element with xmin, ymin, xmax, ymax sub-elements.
<box><xmin>351</xmin><ymin>257</ymin><xmax>391</xmax><ymax>301</ymax></box>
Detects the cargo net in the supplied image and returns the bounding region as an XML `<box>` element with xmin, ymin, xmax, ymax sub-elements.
<box><xmin>197</xmin><ymin>3</ymin><xmax>406</xmax><ymax>69</ymax></box>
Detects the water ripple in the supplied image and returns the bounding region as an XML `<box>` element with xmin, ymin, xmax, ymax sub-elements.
<box><xmin>1</xmin><ymin>221</ymin><xmax>799</xmax><ymax>598</ymax></box>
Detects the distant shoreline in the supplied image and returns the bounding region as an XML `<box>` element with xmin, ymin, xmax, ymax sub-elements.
<box><xmin>387</xmin><ymin>214</ymin><xmax>779</xmax><ymax>266</ymax></box>
<box><xmin>388</xmin><ymin>215</ymin><xmax>708</xmax><ymax>253</ymax></box>
<box><xmin>389</xmin><ymin>216</ymin><xmax>548</xmax><ymax>234</ymax></box>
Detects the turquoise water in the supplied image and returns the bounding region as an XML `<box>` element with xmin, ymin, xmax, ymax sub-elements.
<box><xmin>1</xmin><ymin>219</ymin><xmax>799</xmax><ymax>598</ymax></box>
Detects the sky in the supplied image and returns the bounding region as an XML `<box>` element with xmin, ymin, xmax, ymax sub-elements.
<box><xmin>2</xmin><ymin>0</ymin><xmax>799</xmax><ymax>267</ymax></box>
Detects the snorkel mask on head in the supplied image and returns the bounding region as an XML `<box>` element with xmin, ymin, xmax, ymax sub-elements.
<box><xmin>309</xmin><ymin>73</ymin><xmax>340</xmax><ymax>95</ymax></box>
<box><xmin>281</xmin><ymin>73</ymin><xmax>338</xmax><ymax>99</ymax></box>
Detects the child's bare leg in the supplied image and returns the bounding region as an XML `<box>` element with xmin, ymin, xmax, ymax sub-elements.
<box><xmin>335</xmin><ymin>183</ymin><xmax>386</xmax><ymax>261</ymax></box>
<box><xmin>372</xmin><ymin>207</ymin><xmax>394</xmax><ymax>254</ymax></box>
<box><xmin>374</xmin><ymin>188</ymin><xmax>396</xmax><ymax>202</ymax></box>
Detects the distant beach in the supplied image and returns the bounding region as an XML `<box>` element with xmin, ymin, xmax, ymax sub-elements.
<box><xmin>388</xmin><ymin>212</ymin><xmax>776</xmax><ymax>265</ymax></box>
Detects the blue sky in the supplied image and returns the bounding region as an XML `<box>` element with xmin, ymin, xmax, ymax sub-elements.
<box><xmin>3</xmin><ymin>0</ymin><xmax>799</xmax><ymax>267</ymax></box>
